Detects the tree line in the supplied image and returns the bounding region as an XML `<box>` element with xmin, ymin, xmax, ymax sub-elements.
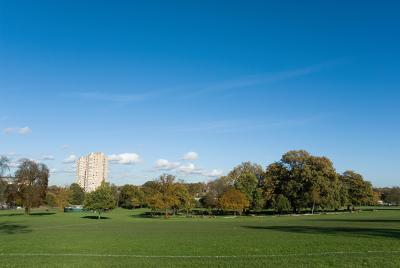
<box><xmin>1</xmin><ymin>150</ymin><xmax>398</xmax><ymax>217</ymax></box>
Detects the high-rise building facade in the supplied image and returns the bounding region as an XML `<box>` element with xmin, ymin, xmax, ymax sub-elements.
<box><xmin>76</xmin><ymin>152</ymin><xmax>108</xmax><ymax>192</ymax></box>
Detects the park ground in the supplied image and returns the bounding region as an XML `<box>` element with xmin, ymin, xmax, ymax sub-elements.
<box><xmin>0</xmin><ymin>208</ymin><xmax>399</xmax><ymax>267</ymax></box>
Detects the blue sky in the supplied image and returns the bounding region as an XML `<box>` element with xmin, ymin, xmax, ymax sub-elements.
<box><xmin>0</xmin><ymin>1</ymin><xmax>399</xmax><ymax>187</ymax></box>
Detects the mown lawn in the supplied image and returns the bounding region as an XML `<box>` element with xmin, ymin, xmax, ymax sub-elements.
<box><xmin>0</xmin><ymin>208</ymin><xmax>399</xmax><ymax>267</ymax></box>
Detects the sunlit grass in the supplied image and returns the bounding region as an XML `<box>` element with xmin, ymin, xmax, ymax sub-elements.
<box><xmin>0</xmin><ymin>208</ymin><xmax>399</xmax><ymax>267</ymax></box>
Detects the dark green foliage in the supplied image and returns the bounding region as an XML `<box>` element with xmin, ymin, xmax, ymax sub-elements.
<box><xmin>45</xmin><ymin>192</ymin><xmax>57</xmax><ymax>208</ymax></box>
<box><xmin>340</xmin><ymin>171</ymin><xmax>374</xmax><ymax>210</ymax></box>
<box><xmin>234</xmin><ymin>172</ymin><xmax>258</xmax><ymax>207</ymax></box>
<box><xmin>375</xmin><ymin>187</ymin><xmax>400</xmax><ymax>206</ymax></box>
<box><xmin>200</xmin><ymin>192</ymin><xmax>218</xmax><ymax>209</ymax></box>
<box><xmin>69</xmin><ymin>183</ymin><xmax>85</xmax><ymax>205</ymax></box>
<box><xmin>84</xmin><ymin>181</ymin><xmax>116</xmax><ymax>219</ymax></box>
<box><xmin>275</xmin><ymin>194</ymin><xmax>291</xmax><ymax>214</ymax></box>
<box><xmin>118</xmin><ymin>184</ymin><xmax>145</xmax><ymax>209</ymax></box>
<box><xmin>0</xmin><ymin>178</ymin><xmax>7</xmax><ymax>204</ymax></box>
<box><xmin>14</xmin><ymin>159</ymin><xmax>49</xmax><ymax>214</ymax></box>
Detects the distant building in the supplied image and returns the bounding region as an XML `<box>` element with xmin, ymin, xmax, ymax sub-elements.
<box><xmin>76</xmin><ymin>152</ymin><xmax>108</xmax><ymax>192</ymax></box>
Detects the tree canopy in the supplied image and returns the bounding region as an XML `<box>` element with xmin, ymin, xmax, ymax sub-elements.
<box><xmin>69</xmin><ymin>183</ymin><xmax>85</xmax><ymax>205</ymax></box>
<box><xmin>14</xmin><ymin>159</ymin><xmax>49</xmax><ymax>214</ymax></box>
<box><xmin>218</xmin><ymin>189</ymin><xmax>250</xmax><ymax>215</ymax></box>
<box><xmin>84</xmin><ymin>181</ymin><xmax>116</xmax><ymax>219</ymax></box>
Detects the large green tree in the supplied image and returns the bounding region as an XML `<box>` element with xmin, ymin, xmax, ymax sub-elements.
<box><xmin>174</xmin><ymin>183</ymin><xmax>196</xmax><ymax>216</ymax></box>
<box><xmin>265</xmin><ymin>150</ymin><xmax>340</xmax><ymax>213</ymax></box>
<box><xmin>84</xmin><ymin>181</ymin><xmax>116</xmax><ymax>219</ymax></box>
<box><xmin>69</xmin><ymin>183</ymin><xmax>85</xmax><ymax>205</ymax></box>
<box><xmin>146</xmin><ymin>174</ymin><xmax>181</xmax><ymax>218</ymax></box>
<box><xmin>340</xmin><ymin>171</ymin><xmax>374</xmax><ymax>210</ymax></box>
<box><xmin>225</xmin><ymin>162</ymin><xmax>264</xmax><ymax>185</ymax></box>
<box><xmin>234</xmin><ymin>172</ymin><xmax>258</xmax><ymax>209</ymax></box>
<box><xmin>119</xmin><ymin>184</ymin><xmax>145</xmax><ymax>209</ymax></box>
<box><xmin>14</xmin><ymin>159</ymin><xmax>49</xmax><ymax>214</ymax></box>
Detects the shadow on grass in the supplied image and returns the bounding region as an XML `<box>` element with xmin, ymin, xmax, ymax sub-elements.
<box><xmin>130</xmin><ymin>213</ymin><xmax>155</xmax><ymax>219</ymax></box>
<box><xmin>0</xmin><ymin>213</ymin><xmax>24</xmax><ymax>217</ymax></box>
<box><xmin>29</xmin><ymin>212</ymin><xmax>56</xmax><ymax>216</ymax></box>
<box><xmin>0</xmin><ymin>222</ymin><xmax>31</xmax><ymax>235</ymax></box>
<box><xmin>307</xmin><ymin>219</ymin><xmax>400</xmax><ymax>223</ymax></box>
<box><xmin>81</xmin><ymin>215</ymin><xmax>110</xmax><ymax>220</ymax></box>
<box><xmin>242</xmin><ymin>225</ymin><xmax>400</xmax><ymax>239</ymax></box>
<box><xmin>0</xmin><ymin>212</ymin><xmax>56</xmax><ymax>217</ymax></box>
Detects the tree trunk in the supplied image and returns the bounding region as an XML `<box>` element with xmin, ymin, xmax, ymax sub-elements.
<box><xmin>98</xmin><ymin>211</ymin><xmax>101</xmax><ymax>220</ymax></box>
<box><xmin>25</xmin><ymin>207</ymin><xmax>30</xmax><ymax>215</ymax></box>
<box><xmin>311</xmin><ymin>201</ymin><xmax>315</xmax><ymax>214</ymax></box>
<box><xmin>165</xmin><ymin>208</ymin><xmax>168</xmax><ymax>218</ymax></box>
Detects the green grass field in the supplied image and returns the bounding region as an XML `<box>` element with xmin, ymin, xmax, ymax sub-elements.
<box><xmin>0</xmin><ymin>208</ymin><xmax>399</xmax><ymax>267</ymax></box>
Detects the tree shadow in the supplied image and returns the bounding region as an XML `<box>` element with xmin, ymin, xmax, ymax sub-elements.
<box><xmin>241</xmin><ymin>225</ymin><xmax>400</xmax><ymax>239</ymax></box>
<box><xmin>130</xmin><ymin>213</ymin><xmax>156</xmax><ymax>218</ymax></box>
<box><xmin>0</xmin><ymin>222</ymin><xmax>31</xmax><ymax>235</ymax></box>
<box><xmin>81</xmin><ymin>215</ymin><xmax>110</xmax><ymax>220</ymax></box>
<box><xmin>0</xmin><ymin>213</ymin><xmax>24</xmax><ymax>217</ymax></box>
<box><xmin>307</xmin><ymin>219</ymin><xmax>400</xmax><ymax>223</ymax></box>
<box><xmin>29</xmin><ymin>212</ymin><xmax>56</xmax><ymax>216</ymax></box>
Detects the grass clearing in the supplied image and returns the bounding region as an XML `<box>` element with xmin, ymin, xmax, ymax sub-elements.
<box><xmin>0</xmin><ymin>208</ymin><xmax>399</xmax><ymax>267</ymax></box>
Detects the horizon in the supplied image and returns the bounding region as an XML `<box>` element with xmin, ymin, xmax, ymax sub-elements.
<box><xmin>1</xmin><ymin>1</ymin><xmax>400</xmax><ymax>187</ymax></box>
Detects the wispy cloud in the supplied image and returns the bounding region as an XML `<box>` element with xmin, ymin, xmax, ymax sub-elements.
<box><xmin>182</xmin><ymin>60</ymin><xmax>343</xmax><ymax>98</ymax></box>
<box><xmin>108</xmin><ymin>153</ymin><xmax>141</xmax><ymax>165</ymax></box>
<box><xmin>153</xmin><ymin>152</ymin><xmax>222</xmax><ymax>178</ymax></box>
<box><xmin>146</xmin><ymin>116</ymin><xmax>323</xmax><ymax>134</ymax></box>
<box><xmin>61</xmin><ymin>60</ymin><xmax>342</xmax><ymax>103</ymax></box>
<box><xmin>42</xmin><ymin>155</ymin><xmax>55</xmax><ymax>161</ymax></box>
<box><xmin>63</xmin><ymin>154</ymin><xmax>77</xmax><ymax>163</ymax></box>
<box><xmin>63</xmin><ymin>91</ymin><xmax>159</xmax><ymax>103</ymax></box>
<box><xmin>18</xmin><ymin>127</ymin><xmax>32</xmax><ymax>135</ymax></box>
<box><xmin>182</xmin><ymin>151</ymin><xmax>198</xmax><ymax>161</ymax></box>
<box><xmin>3</xmin><ymin>126</ymin><xmax>32</xmax><ymax>135</ymax></box>
<box><xmin>154</xmin><ymin>159</ymin><xmax>181</xmax><ymax>170</ymax></box>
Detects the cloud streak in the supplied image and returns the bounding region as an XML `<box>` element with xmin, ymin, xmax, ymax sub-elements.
<box><xmin>182</xmin><ymin>60</ymin><xmax>342</xmax><ymax>98</ymax></box>
<box><xmin>145</xmin><ymin>115</ymin><xmax>324</xmax><ymax>134</ymax></box>
<box><xmin>63</xmin><ymin>91</ymin><xmax>160</xmax><ymax>103</ymax></box>
<box><xmin>3</xmin><ymin>126</ymin><xmax>32</xmax><ymax>135</ymax></box>
<box><xmin>63</xmin><ymin>155</ymin><xmax>77</xmax><ymax>163</ymax></box>
<box><xmin>109</xmin><ymin>153</ymin><xmax>141</xmax><ymax>165</ymax></box>
<box><xmin>183</xmin><ymin>152</ymin><xmax>198</xmax><ymax>161</ymax></box>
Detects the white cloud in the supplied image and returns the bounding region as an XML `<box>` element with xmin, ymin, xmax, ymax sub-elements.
<box><xmin>108</xmin><ymin>153</ymin><xmax>140</xmax><ymax>165</ymax></box>
<box><xmin>183</xmin><ymin>151</ymin><xmax>198</xmax><ymax>161</ymax></box>
<box><xmin>8</xmin><ymin>161</ymin><xmax>19</xmax><ymax>168</ymax></box>
<box><xmin>18</xmin><ymin>127</ymin><xmax>32</xmax><ymax>135</ymax></box>
<box><xmin>178</xmin><ymin>163</ymin><xmax>203</xmax><ymax>175</ymax></box>
<box><xmin>51</xmin><ymin>168</ymin><xmax>74</xmax><ymax>174</ymax></box>
<box><xmin>3</xmin><ymin>128</ymin><xmax>14</xmax><ymax>134</ymax></box>
<box><xmin>202</xmin><ymin>169</ymin><xmax>223</xmax><ymax>178</ymax></box>
<box><xmin>42</xmin><ymin>155</ymin><xmax>55</xmax><ymax>161</ymax></box>
<box><xmin>153</xmin><ymin>155</ymin><xmax>222</xmax><ymax>178</ymax></box>
<box><xmin>63</xmin><ymin>154</ymin><xmax>77</xmax><ymax>163</ymax></box>
<box><xmin>3</xmin><ymin>126</ymin><xmax>32</xmax><ymax>135</ymax></box>
<box><xmin>155</xmin><ymin>159</ymin><xmax>180</xmax><ymax>170</ymax></box>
